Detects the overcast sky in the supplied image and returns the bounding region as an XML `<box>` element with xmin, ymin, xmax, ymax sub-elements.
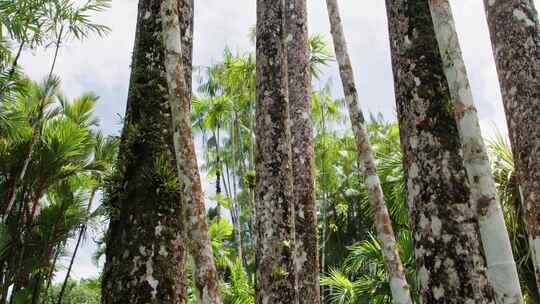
<box><xmin>19</xmin><ymin>0</ymin><xmax>540</xmax><ymax>281</ymax></box>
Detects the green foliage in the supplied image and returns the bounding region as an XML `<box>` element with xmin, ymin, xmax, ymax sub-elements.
<box><xmin>321</xmin><ymin>231</ymin><xmax>418</xmax><ymax>304</ymax></box>
<box><xmin>0</xmin><ymin>77</ymin><xmax>117</xmax><ymax>303</ymax></box>
<box><xmin>320</xmin><ymin>124</ymin><xmax>539</xmax><ymax>303</ymax></box>
<box><xmin>309</xmin><ymin>34</ymin><xmax>334</xmax><ymax>79</ymax></box>
<box><xmin>222</xmin><ymin>258</ymin><xmax>254</xmax><ymax>304</ymax></box>
<box><xmin>43</xmin><ymin>278</ymin><xmax>101</xmax><ymax>304</ymax></box>
<box><xmin>488</xmin><ymin>134</ymin><xmax>540</xmax><ymax>303</ymax></box>
<box><xmin>0</xmin><ymin>0</ymin><xmax>111</xmax><ymax>100</ymax></box>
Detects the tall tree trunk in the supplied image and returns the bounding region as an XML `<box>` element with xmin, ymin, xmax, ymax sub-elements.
<box><xmin>325</xmin><ymin>1</ymin><xmax>412</xmax><ymax>303</ymax></box>
<box><xmin>161</xmin><ymin>0</ymin><xmax>222</xmax><ymax>303</ymax></box>
<box><xmin>318</xmin><ymin>105</ymin><xmax>328</xmax><ymax>304</ymax></box>
<box><xmin>1</xmin><ymin>26</ymin><xmax>64</xmax><ymax>219</ymax></box>
<box><xmin>429</xmin><ymin>1</ymin><xmax>523</xmax><ymax>303</ymax></box>
<box><xmin>483</xmin><ymin>0</ymin><xmax>540</xmax><ymax>292</ymax></box>
<box><xmin>285</xmin><ymin>1</ymin><xmax>320</xmax><ymax>303</ymax></box>
<box><xmin>56</xmin><ymin>189</ymin><xmax>98</xmax><ymax>304</ymax></box>
<box><xmin>255</xmin><ymin>0</ymin><xmax>298</xmax><ymax>303</ymax></box>
<box><xmin>224</xmin><ymin>158</ymin><xmax>244</xmax><ymax>268</ymax></box>
<box><xmin>385</xmin><ymin>1</ymin><xmax>496</xmax><ymax>303</ymax></box>
<box><xmin>215</xmin><ymin>127</ymin><xmax>222</xmax><ymax>219</ymax></box>
<box><xmin>41</xmin><ymin>249</ymin><xmax>59</xmax><ymax>304</ymax></box>
<box><xmin>101</xmin><ymin>0</ymin><xmax>192</xmax><ymax>302</ymax></box>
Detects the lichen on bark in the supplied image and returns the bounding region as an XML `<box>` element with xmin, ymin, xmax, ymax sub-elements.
<box><xmin>255</xmin><ymin>0</ymin><xmax>298</xmax><ymax>303</ymax></box>
<box><xmin>101</xmin><ymin>0</ymin><xmax>192</xmax><ymax>302</ymax></box>
<box><xmin>285</xmin><ymin>1</ymin><xmax>320</xmax><ymax>303</ymax></box>
<box><xmin>385</xmin><ymin>0</ymin><xmax>497</xmax><ymax>303</ymax></box>
<box><xmin>160</xmin><ymin>0</ymin><xmax>222</xmax><ymax>302</ymax></box>
<box><xmin>429</xmin><ymin>1</ymin><xmax>523</xmax><ymax>303</ymax></box>
<box><xmin>325</xmin><ymin>1</ymin><xmax>413</xmax><ymax>303</ymax></box>
<box><xmin>483</xmin><ymin>0</ymin><xmax>540</xmax><ymax>293</ymax></box>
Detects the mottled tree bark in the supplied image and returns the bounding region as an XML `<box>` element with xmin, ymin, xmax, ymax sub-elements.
<box><xmin>429</xmin><ymin>1</ymin><xmax>523</xmax><ymax>303</ymax></box>
<box><xmin>325</xmin><ymin>1</ymin><xmax>412</xmax><ymax>303</ymax></box>
<box><xmin>285</xmin><ymin>1</ymin><xmax>320</xmax><ymax>303</ymax></box>
<box><xmin>161</xmin><ymin>0</ymin><xmax>222</xmax><ymax>303</ymax></box>
<box><xmin>483</xmin><ymin>0</ymin><xmax>540</xmax><ymax>291</ymax></box>
<box><xmin>101</xmin><ymin>0</ymin><xmax>191</xmax><ymax>302</ymax></box>
<box><xmin>385</xmin><ymin>1</ymin><xmax>496</xmax><ymax>303</ymax></box>
<box><xmin>255</xmin><ymin>0</ymin><xmax>298</xmax><ymax>303</ymax></box>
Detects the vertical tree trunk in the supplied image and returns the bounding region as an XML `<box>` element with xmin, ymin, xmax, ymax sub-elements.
<box><xmin>325</xmin><ymin>1</ymin><xmax>412</xmax><ymax>303</ymax></box>
<box><xmin>285</xmin><ymin>1</ymin><xmax>320</xmax><ymax>303</ymax></box>
<box><xmin>101</xmin><ymin>0</ymin><xmax>191</xmax><ymax>302</ymax></box>
<box><xmin>429</xmin><ymin>1</ymin><xmax>523</xmax><ymax>303</ymax></box>
<box><xmin>57</xmin><ymin>189</ymin><xmax>99</xmax><ymax>304</ymax></box>
<box><xmin>385</xmin><ymin>1</ymin><xmax>496</xmax><ymax>303</ymax></box>
<box><xmin>255</xmin><ymin>0</ymin><xmax>298</xmax><ymax>303</ymax></box>
<box><xmin>483</xmin><ymin>0</ymin><xmax>540</xmax><ymax>291</ymax></box>
<box><xmin>161</xmin><ymin>0</ymin><xmax>222</xmax><ymax>303</ymax></box>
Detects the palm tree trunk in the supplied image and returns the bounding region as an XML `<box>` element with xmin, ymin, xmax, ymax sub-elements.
<box><xmin>385</xmin><ymin>0</ymin><xmax>496</xmax><ymax>303</ymax></box>
<box><xmin>285</xmin><ymin>1</ymin><xmax>320</xmax><ymax>303</ymax></box>
<box><xmin>224</xmin><ymin>155</ymin><xmax>244</xmax><ymax>268</ymax></box>
<box><xmin>0</xmin><ymin>40</ymin><xmax>25</xmax><ymax>98</ymax></box>
<box><xmin>325</xmin><ymin>1</ymin><xmax>412</xmax><ymax>303</ymax></box>
<box><xmin>101</xmin><ymin>0</ymin><xmax>190</xmax><ymax>302</ymax></box>
<box><xmin>55</xmin><ymin>228</ymin><xmax>84</xmax><ymax>304</ymax></box>
<box><xmin>255</xmin><ymin>0</ymin><xmax>298</xmax><ymax>302</ymax></box>
<box><xmin>482</xmin><ymin>0</ymin><xmax>540</xmax><ymax>293</ymax></box>
<box><xmin>319</xmin><ymin>102</ymin><xmax>328</xmax><ymax>304</ymax></box>
<box><xmin>0</xmin><ymin>262</ymin><xmax>9</xmax><ymax>304</ymax></box>
<box><xmin>161</xmin><ymin>0</ymin><xmax>222</xmax><ymax>302</ymax></box>
<box><xmin>56</xmin><ymin>189</ymin><xmax>97</xmax><ymax>304</ymax></box>
<box><xmin>41</xmin><ymin>249</ymin><xmax>60</xmax><ymax>304</ymax></box>
<box><xmin>429</xmin><ymin>1</ymin><xmax>523</xmax><ymax>302</ymax></box>
<box><xmin>215</xmin><ymin>128</ymin><xmax>222</xmax><ymax>219</ymax></box>
<box><xmin>233</xmin><ymin>117</ymin><xmax>250</xmax><ymax>271</ymax></box>
<box><xmin>1</xmin><ymin>26</ymin><xmax>64</xmax><ymax>220</ymax></box>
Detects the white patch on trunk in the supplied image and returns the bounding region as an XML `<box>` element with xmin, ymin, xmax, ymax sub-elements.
<box><xmin>513</xmin><ymin>9</ymin><xmax>536</xmax><ymax>27</ymax></box>
<box><xmin>155</xmin><ymin>222</ymin><xmax>164</xmax><ymax>236</ymax></box>
<box><xmin>429</xmin><ymin>0</ymin><xmax>524</xmax><ymax>302</ymax></box>
<box><xmin>145</xmin><ymin>257</ymin><xmax>159</xmax><ymax>299</ymax></box>
<box><xmin>430</xmin><ymin>216</ymin><xmax>442</xmax><ymax>237</ymax></box>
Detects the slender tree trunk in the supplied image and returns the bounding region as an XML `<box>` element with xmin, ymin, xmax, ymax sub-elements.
<box><xmin>161</xmin><ymin>0</ymin><xmax>222</xmax><ymax>302</ymax></box>
<box><xmin>1</xmin><ymin>26</ymin><xmax>64</xmax><ymax>220</ymax></box>
<box><xmin>285</xmin><ymin>1</ymin><xmax>320</xmax><ymax>303</ymax></box>
<box><xmin>101</xmin><ymin>0</ymin><xmax>191</xmax><ymax>302</ymax></box>
<box><xmin>41</xmin><ymin>250</ymin><xmax>59</xmax><ymax>304</ymax></box>
<box><xmin>215</xmin><ymin>128</ymin><xmax>222</xmax><ymax>219</ymax></box>
<box><xmin>0</xmin><ymin>261</ymin><xmax>9</xmax><ymax>304</ymax></box>
<box><xmin>255</xmin><ymin>0</ymin><xmax>298</xmax><ymax>302</ymax></box>
<box><xmin>0</xmin><ymin>41</ymin><xmax>25</xmax><ymax>99</ymax></box>
<box><xmin>224</xmin><ymin>158</ymin><xmax>243</xmax><ymax>264</ymax></box>
<box><xmin>229</xmin><ymin>126</ymin><xmax>246</xmax><ymax>270</ymax></box>
<box><xmin>325</xmin><ymin>1</ymin><xmax>412</xmax><ymax>303</ymax></box>
<box><xmin>56</xmin><ymin>229</ymin><xmax>84</xmax><ymax>304</ymax></box>
<box><xmin>429</xmin><ymin>1</ymin><xmax>523</xmax><ymax>303</ymax></box>
<box><xmin>57</xmin><ymin>189</ymin><xmax>97</xmax><ymax>304</ymax></box>
<box><xmin>483</xmin><ymin>0</ymin><xmax>540</xmax><ymax>292</ymax></box>
<box><xmin>319</xmin><ymin>104</ymin><xmax>328</xmax><ymax>304</ymax></box>
<box><xmin>385</xmin><ymin>1</ymin><xmax>496</xmax><ymax>303</ymax></box>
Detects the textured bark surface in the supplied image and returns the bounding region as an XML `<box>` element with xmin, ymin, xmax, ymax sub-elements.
<box><xmin>161</xmin><ymin>0</ymin><xmax>222</xmax><ymax>303</ymax></box>
<box><xmin>385</xmin><ymin>1</ymin><xmax>496</xmax><ymax>303</ymax></box>
<box><xmin>483</xmin><ymin>0</ymin><xmax>540</xmax><ymax>291</ymax></box>
<box><xmin>255</xmin><ymin>0</ymin><xmax>298</xmax><ymax>303</ymax></box>
<box><xmin>325</xmin><ymin>1</ymin><xmax>412</xmax><ymax>303</ymax></box>
<box><xmin>285</xmin><ymin>1</ymin><xmax>320</xmax><ymax>303</ymax></box>
<box><xmin>101</xmin><ymin>0</ymin><xmax>192</xmax><ymax>302</ymax></box>
<box><xmin>429</xmin><ymin>1</ymin><xmax>523</xmax><ymax>303</ymax></box>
